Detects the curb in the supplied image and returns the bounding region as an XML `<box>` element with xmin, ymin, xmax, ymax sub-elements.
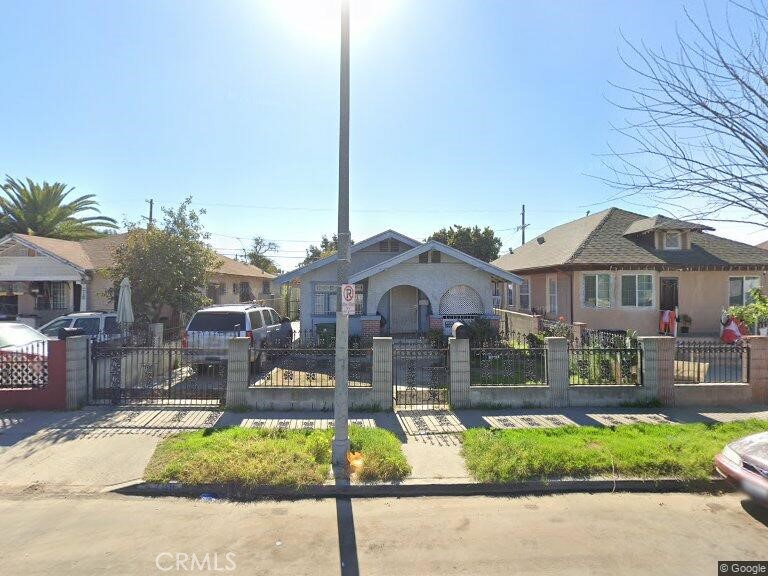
<box><xmin>114</xmin><ymin>478</ymin><xmax>731</xmax><ymax>501</ymax></box>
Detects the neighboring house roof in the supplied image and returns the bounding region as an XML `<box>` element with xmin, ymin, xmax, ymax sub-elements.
<box><xmin>493</xmin><ymin>208</ymin><xmax>768</xmax><ymax>272</ymax></box>
<box><xmin>757</xmin><ymin>240</ymin><xmax>768</xmax><ymax>251</ymax></box>
<box><xmin>623</xmin><ymin>215</ymin><xmax>714</xmax><ymax>235</ymax></box>
<box><xmin>348</xmin><ymin>240</ymin><xmax>523</xmax><ymax>284</ymax></box>
<box><xmin>0</xmin><ymin>232</ymin><xmax>274</xmax><ymax>279</ymax></box>
<box><xmin>275</xmin><ymin>229</ymin><xmax>421</xmax><ymax>284</ymax></box>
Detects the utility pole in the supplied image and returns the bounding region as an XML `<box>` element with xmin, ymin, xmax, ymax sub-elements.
<box><xmin>146</xmin><ymin>199</ymin><xmax>154</xmax><ymax>229</ymax></box>
<box><xmin>520</xmin><ymin>204</ymin><xmax>529</xmax><ymax>244</ymax></box>
<box><xmin>332</xmin><ymin>0</ymin><xmax>351</xmax><ymax>471</ymax></box>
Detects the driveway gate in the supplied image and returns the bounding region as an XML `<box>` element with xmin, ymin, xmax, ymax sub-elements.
<box><xmin>393</xmin><ymin>342</ymin><xmax>449</xmax><ymax>409</ymax></box>
<box><xmin>91</xmin><ymin>342</ymin><xmax>226</xmax><ymax>406</ymax></box>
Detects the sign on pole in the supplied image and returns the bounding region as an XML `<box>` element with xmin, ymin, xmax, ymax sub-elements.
<box><xmin>341</xmin><ymin>283</ymin><xmax>356</xmax><ymax>315</ymax></box>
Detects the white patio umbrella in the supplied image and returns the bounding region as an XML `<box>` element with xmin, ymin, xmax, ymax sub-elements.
<box><xmin>116</xmin><ymin>277</ymin><xmax>134</xmax><ymax>325</ymax></box>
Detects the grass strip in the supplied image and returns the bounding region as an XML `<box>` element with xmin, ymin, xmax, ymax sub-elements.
<box><xmin>462</xmin><ymin>419</ymin><xmax>768</xmax><ymax>482</ymax></box>
<box><xmin>144</xmin><ymin>425</ymin><xmax>410</xmax><ymax>486</ymax></box>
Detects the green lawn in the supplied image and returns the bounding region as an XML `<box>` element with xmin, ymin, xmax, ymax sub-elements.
<box><xmin>144</xmin><ymin>425</ymin><xmax>410</xmax><ymax>486</ymax></box>
<box><xmin>462</xmin><ymin>419</ymin><xmax>768</xmax><ymax>482</ymax></box>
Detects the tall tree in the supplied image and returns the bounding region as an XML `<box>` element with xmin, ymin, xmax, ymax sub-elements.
<box><xmin>603</xmin><ymin>2</ymin><xmax>768</xmax><ymax>228</ymax></box>
<box><xmin>428</xmin><ymin>225</ymin><xmax>502</xmax><ymax>262</ymax></box>
<box><xmin>106</xmin><ymin>198</ymin><xmax>221</xmax><ymax>322</ymax></box>
<box><xmin>245</xmin><ymin>236</ymin><xmax>280</xmax><ymax>274</ymax></box>
<box><xmin>300</xmin><ymin>234</ymin><xmax>354</xmax><ymax>266</ymax></box>
<box><xmin>0</xmin><ymin>176</ymin><xmax>117</xmax><ymax>239</ymax></box>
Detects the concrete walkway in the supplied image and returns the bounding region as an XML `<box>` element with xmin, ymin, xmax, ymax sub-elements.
<box><xmin>1</xmin><ymin>404</ymin><xmax>767</xmax><ymax>491</ymax></box>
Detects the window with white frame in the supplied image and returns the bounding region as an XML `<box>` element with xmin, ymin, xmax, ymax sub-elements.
<box><xmin>663</xmin><ymin>231</ymin><xmax>682</xmax><ymax>250</ymax></box>
<box><xmin>34</xmin><ymin>281</ymin><xmax>69</xmax><ymax>310</ymax></box>
<box><xmin>314</xmin><ymin>282</ymin><xmax>366</xmax><ymax>315</ymax></box>
<box><xmin>519</xmin><ymin>279</ymin><xmax>530</xmax><ymax>310</ymax></box>
<box><xmin>621</xmin><ymin>274</ymin><xmax>653</xmax><ymax>307</ymax></box>
<box><xmin>507</xmin><ymin>283</ymin><xmax>517</xmax><ymax>309</ymax></box>
<box><xmin>583</xmin><ymin>273</ymin><xmax>611</xmax><ymax>308</ymax></box>
<box><xmin>547</xmin><ymin>276</ymin><xmax>557</xmax><ymax>314</ymax></box>
<box><xmin>729</xmin><ymin>276</ymin><xmax>761</xmax><ymax>306</ymax></box>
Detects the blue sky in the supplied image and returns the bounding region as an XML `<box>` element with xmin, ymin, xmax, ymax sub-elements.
<box><xmin>1</xmin><ymin>0</ymin><xmax>761</xmax><ymax>271</ymax></box>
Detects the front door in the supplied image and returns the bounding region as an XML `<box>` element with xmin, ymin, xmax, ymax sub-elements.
<box><xmin>660</xmin><ymin>277</ymin><xmax>678</xmax><ymax>310</ymax></box>
<box><xmin>390</xmin><ymin>286</ymin><xmax>418</xmax><ymax>334</ymax></box>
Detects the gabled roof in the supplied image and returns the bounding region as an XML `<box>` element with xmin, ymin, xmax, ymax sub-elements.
<box><xmin>0</xmin><ymin>232</ymin><xmax>274</xmax><ymax>279</ymax></box>
<box><xmin>349</xmin><ymin>240</ymin><xmax>523</xmax><ymax>284</ymax></box>
<box><xmin>275</xmin><ymin>230</ymin><xmax>421</xmax><ymax>284</ymax></box>
<box><xmin>493</xmin><ymin>208</ymin><xmax>768</xmax><ymax>272</ymax></box>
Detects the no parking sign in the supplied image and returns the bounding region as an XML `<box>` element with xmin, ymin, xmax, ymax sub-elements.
<box><xmin>341</xmin><ymin>283</ymin><xmax>356</xmax><ymax>315</ymax></box>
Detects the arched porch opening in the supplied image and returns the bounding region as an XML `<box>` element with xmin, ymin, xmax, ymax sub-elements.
<box><xmin>375</xmin><ymin>285</ymin><xmax>433</xmax><ymax>336</ymax></box>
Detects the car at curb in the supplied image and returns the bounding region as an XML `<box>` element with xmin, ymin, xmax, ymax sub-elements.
<box><xmin>714</xmin><ymin>431</ymin><xmax>768</xmax><ymax>506</ymax></box>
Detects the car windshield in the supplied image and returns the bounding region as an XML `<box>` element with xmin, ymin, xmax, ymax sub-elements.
<box><xmin>0</xmin><ymin>324</ymin><xmax>47</xmax><ymax>348</ymax></box>
<box><xmin>40</xmin><ymin>318</ymin><xmax>71</xmax><ymax>336</ymax></box>
<box><xmin>187</xmin><ymin>312</ymin><xmax>247</xmax><ymax>332</ymax></box>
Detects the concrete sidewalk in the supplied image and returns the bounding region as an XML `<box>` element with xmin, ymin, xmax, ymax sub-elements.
<box><xmin>1</xmin><ymin>404</ymin><xmax>767</xmax><ymax>492</ymax></box>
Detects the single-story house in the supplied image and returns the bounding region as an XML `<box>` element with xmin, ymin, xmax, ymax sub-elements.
<box><xmin>492</xmin><ymin>208</ymin><xmax>768</xmax><ymax>336</ymax></box>
<box><xmin>0</xmin><ymin>232</ymin><xmax>276</xmax><ymax>327</ymax></box>
<box><xmin>275</xmin><ymin>230</ymin><xmax>522</xmax><ymax>337</ymax></box>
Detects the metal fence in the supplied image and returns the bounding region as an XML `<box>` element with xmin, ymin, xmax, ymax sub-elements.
<box><xmin>393</xmin><ymin>346</ymin><xmax>449</xmax><ymax>409</ymax></box>
<box><xmin>0</xmin><ymin>341</ymin><xmax>48</xmax><ymax>389</ymax></box>
<box><xmin>569</xmin><ymin>346</ymin><xmax>642</xmax><ymax>385</ymax></box>
<box><xmin>675</xmin><ymin>340</ymin><xmax>748</xmax><ymax>384</ymax></box>
<box><xmin>470</xmin><ymin>347</ymin><xmax>547</xmax><ymax>386</ymax></box>
<box><xmin>249</xmin><ymin>347</ymin><xmax>372</xmax><ymax>388</ymax></box>
<box><xmin>91</xmin><ymin>342</ymin><xmax>227</xmax><ymax>405</ymax></box>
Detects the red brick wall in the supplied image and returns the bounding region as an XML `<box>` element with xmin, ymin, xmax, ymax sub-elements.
<box><xmin>361</xmin><ymin>319</ymin><xmax>380</xmax><ymax>338</ymax></box>
<box><xmin>428</xmin><ymin>315</ymin><xmax>443</xmax><ymax>331</ymax></box>
<box><xmin>0</xmin><ymin>340</ymin><xmax>67</xmax><ymax>410</ymax></box>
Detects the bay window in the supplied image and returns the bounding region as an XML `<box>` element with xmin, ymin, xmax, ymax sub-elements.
<box><xmin>621</xmin><ymin>274</ymin><xmax>653</xmax><ymax>307</ymax></box>
<box><xmin>583</xmin><ymin>274</ymin><xmax>611</xmax><ymax>308</ymax></box>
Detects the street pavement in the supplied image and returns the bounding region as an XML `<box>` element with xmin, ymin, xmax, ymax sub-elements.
<box><xmin>0</xmin><ymin>492</ymin><xmax>765</xmax><ymax>575</ymax></box>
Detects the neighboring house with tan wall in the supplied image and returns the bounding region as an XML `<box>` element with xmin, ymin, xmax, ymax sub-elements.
<box><xmin>492</xmin><ymin>208</ymin><xmax>768</xmax><ymax>336</ymax></box>
<box><xmin>0</xmin><ymin>232</ymin><xmax>275</xmax><ymax>327</ymax></box>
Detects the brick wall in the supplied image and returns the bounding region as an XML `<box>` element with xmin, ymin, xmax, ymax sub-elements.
<box><xmin>428</xmin><ymin>315</ymin><xmax>443</xmax><ymax>331</ymax></box>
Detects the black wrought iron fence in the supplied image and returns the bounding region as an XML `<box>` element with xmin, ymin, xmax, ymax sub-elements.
<box><xmin>249</xmin><ymin>347</ymin><xmax>372</xmax><ymax>388</ymax></box>
<box><xmin>470</xmin><ymin>347</ymin><xmax>547</xmax><ymax>386</ymax></box>
<box><xmin>91</xmin><ymin>342</ymin><xmax>227</xmax><ymax>405</ymax></box>
<box><xmin>569</xmin><ymin>347</ymin><xmax>642</xmax><ymax>385</ymax></box>
<box><xmin>0</xmin><ymin>341</ymin><xmax>48</xmax><ymax>389</ymax></box>
<box><xmin>675</xmin><ymin>340</ymin><xmax>748</xmax><ymax>383</ymax></box>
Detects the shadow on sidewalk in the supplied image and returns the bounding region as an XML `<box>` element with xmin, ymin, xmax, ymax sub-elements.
<box><xmin>335</xmin><ymin>474</ymin><xmax>360</xmax><ymax>576</ymax></box>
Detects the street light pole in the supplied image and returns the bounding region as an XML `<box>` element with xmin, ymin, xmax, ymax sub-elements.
<box><xmin>332</xmin><ymin>0</ymin><xmax>351</xmax><ymax>470</ymax></box>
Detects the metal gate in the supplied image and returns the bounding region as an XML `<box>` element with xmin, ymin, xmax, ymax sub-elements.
<box><xmin>91</xmin><ymin>342</ymin><xmax>226</xmax><ymax>406</ymax></box>
<box><xmin>393</xmin><ymin>344</ymin><xmax>449</xmax><ymax>409</ymax></box>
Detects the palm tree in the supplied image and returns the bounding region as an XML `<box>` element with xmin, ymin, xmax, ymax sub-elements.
<box><xmin>0</xmin><ymin>176</ymin><xmax>117</xmax><ymax>240</ymax></box>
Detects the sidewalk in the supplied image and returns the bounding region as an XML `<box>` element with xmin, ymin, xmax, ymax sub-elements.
<box><xmin>1</xmin><ymin>404</ymin><xmax>766</xmax><ymax>493</ymax></box>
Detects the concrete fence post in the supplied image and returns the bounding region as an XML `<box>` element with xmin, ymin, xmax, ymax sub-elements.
<box><xmin>65</xmin><ymin>335</ymin><xmax>89</xmax><ymax>409</ymax></box>
<box><xmin>225</xmin><ymin>337</ymin><xmax>250</xmax><ymax>409</ymax></box>
<box><xmin>449</xmin><ymin>337</ymin><xmax>470</xmax><ymax>409</ymax></box>
<box><xmin>572</xmin><ymin>322</ymin><xmax>587</xmax><ymax>346</ymax></box>
<box><xmin>744</xmin><ymin>336</ymin><xmax>768</xmax><ymax>404</ymax></box>
<box><xmin>372</xmin><ymin>337</ymin><xmax>393</xmax><ymax>410</ymax></box>
<box><xmin>149</xmin><ymin>323</ymin><xmax>164</xmax><ymax>347</ymax></box>
<box><xmin>546</xmin><ymin>337</ymin><xmax>569</xmax><ymax>407</ymax></box>
<box><xmin>639</xmin><ymin>336</ymin><xmax>675</xmax><ymax>405</ymax></box>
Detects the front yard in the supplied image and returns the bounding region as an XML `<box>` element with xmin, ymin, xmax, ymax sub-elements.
<box><xmin>144</xmin><ymin>425</ymin><xmax>410</xmax><ymax>486</ymax></box>
<box><xmin>462</xmin><ymin>419</ymin><xmax>768</xmax><ymax>482</ymax></box>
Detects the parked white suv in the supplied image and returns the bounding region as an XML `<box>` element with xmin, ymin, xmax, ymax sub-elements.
<box><xmin>39</xmin><ymin>311</ymin><xmax>120</xmax><ymax>339</ymax></box>
<box><xmin>183</xmin><ymin>304</ymin><xmax>289</xmax><ymax>368</ymax></box>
